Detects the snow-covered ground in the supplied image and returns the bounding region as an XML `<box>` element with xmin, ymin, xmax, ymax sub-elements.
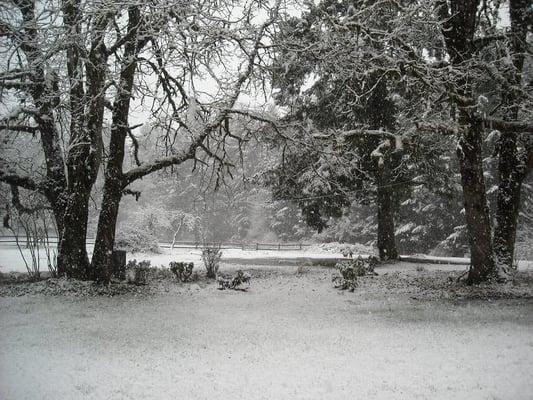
<box><xmin>1</xmin><ymin>265</ymin><xmax>532</xmax><ymax>400</ymax></box>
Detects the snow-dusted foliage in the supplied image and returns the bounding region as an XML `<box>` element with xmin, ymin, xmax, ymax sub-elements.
<box><xmin>125</xmin><ymin>260</ymin><xmax>151</xmax><ymax>285</ymax></box>
<box><xmin>169</xmin><ymin>262</ymin><xmax>196</xmax><ymax>282</ymax></box>
<box><xmin>333</xmin><ymin>256</ymin><xmax>378</xmax><ymax>292</ymax></box>
<box><xmin>217</xmin><ymin>270</ymin><xmax>251</xmax><ymax>290</ymax></box>
<box><xmin>264</xmin><ymin>0</ymin><xmax>532</xmax><ymax>279</ymax></box>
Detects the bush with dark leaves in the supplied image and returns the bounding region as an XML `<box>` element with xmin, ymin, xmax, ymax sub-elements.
<box><xmin>217</xmin><ymin>270</ymin><xmax>251</xmax><ymax>290</ymax></box>
<box><xmin>169</xmin><ymin>262</ymin><xmax>196</xmax><ymax>282</ymax></box>
<box><xmin>333</xmin><ymin>256</ymin><xmax>378</xmax><ymax>292</ymax></box>
<box><xmin>125</xmin><ymin>259</ymin><xmax>150</xmax><ymax>285</ymax></box>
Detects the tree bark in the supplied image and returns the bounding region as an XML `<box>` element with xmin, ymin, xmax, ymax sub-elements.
<box><xmin>56</xmin><ymin>189</ymin><xmax>92</xmax><ymax>278</ymax></box>
<box><xmin>91</xmin><ymin>181</ymin><xmax>123</xmax><ymax>282</ymax></box>
<box><xmin>375</xmin><ymin>160</ymin><xmax>398</xmax><ymax>261</ymax></box>
<box><xmin>91</xmin><ymin>6</ymin><xmax>142</xmax><ymax>283</ymax></box>
<box><xmin>456</xmin><ymin>119</ymin><xmax>496</xmax><ymax>283</ymax></box>
<box><xmin>492</xmin><ymin>0</ymin><xmax>530</xmax><ymax>273</ymax></box>
<box><xmin>493</xmin><ymin>135</ymin><xmax>524</xmax><ymax>272</ymax></box>
<box><xmin>437</xmin><ymin>0</ymin><xmax>497</xmax><ymax>283</ymax></box>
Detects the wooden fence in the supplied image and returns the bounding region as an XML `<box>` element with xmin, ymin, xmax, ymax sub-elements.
<box><xmin>0</xmin><ymin>236</ymin><xmax>308</xmax><ymax>252</ymax></box>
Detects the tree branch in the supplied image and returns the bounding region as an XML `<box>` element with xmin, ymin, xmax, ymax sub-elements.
<box><xmin>482</xmin><ymin>117</ymin><xmax>533</xmax><ymax>133</ymax></box>
<box><xmin>0</xmin><ymin>170</ymin><xmax>41</xmax><ymax>191</ymax></box>
<box><xmin>122</xmin><ymin>0</ymin><xmax>281</xmax><ymax>186</ymax></box>
<box><xmin>0</xmin><ymin>124</ymin><xmax>38</xmax><ymax>134</ymax></box>
<box><xmin>9</xmin><ymin>185</ymin><xmax>50</xmax><ymax>214</ymax></box>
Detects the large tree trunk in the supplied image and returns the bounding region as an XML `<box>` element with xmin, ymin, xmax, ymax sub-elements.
<box><xmin>56</xmin><ymin>189</ymin><xmax>92</xmax><ymax>278</ymax></box>
<box><xmin>91</xmin><ymin>181</ymin><xmax>123</xmax><ymax>282</ymax></box>
<box><xmin>47</xmin><ymin>0</ymin><xmax>105</xmax><ymax>279</ymax></box>
<box><xmin>493</xmin><ymin>135</ymin><xmax>523</xmax><ymax>272</ymax></box>
<box><xmin>438</xmin><ymin>0</ymin><xmax>496</xmax><ymax>283</ymax></box>
<box><xmin>456</xmin><ymin>119</ymin><xmax>496</xmax><ymax>284</ymax></box>
<box><xmin>91</xmin><ymin>6</ymin><xmax>141</xmax><ymax>283</ymax></box>
<box><xmin>492</xmin><ymin>0</ymin><xmax>530</xmax><ymax>274</ymax></box>
<box><xmin>375</xmin><ymin>160</ymin><xmax>398</xmax><ymax>261</ymax></box>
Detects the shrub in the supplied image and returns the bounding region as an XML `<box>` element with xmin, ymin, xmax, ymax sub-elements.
<box><xmin>202</xmin><ymin>243</ymin><xmax>222</xmax><ymax>279</ymax></box>
<box><xmin>116</xmin><ymin>228</ymin><xmax>160</xmax><ymax>253</ymax></box>
<box><xmin>169</xmin><ymin>262</ymin><xmax>196</xmax><ymax>282</ymax></box>
<box><xmin>217</xmin><ymin>270</ymin><xmax>251</xmax><ymax>290</ymax></box>
<box><xmin>333</xmin><ymin>256</ymin><xmax>378</xmax><ymax>292</ymax></box>
<box><xmin>125</xmin><ymin>259</ymin><xmax>150</xmax><ymax>285</ymax></box>
<box><xmin>146</xmin><ymin>266</ymin><xmax>175</xmax><ymax>281</ymax></box>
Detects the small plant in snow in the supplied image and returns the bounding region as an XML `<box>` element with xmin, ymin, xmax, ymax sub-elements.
<box><xmin>295</xmin><ymin>265</ymin><xmax>309</xmax><ymax>275</ymax></box>
<box><xmin>217</xmin><ymin>270</ymin><xmax>251</xmax><ymax>290</ymax></box>
<box><xmin>333</xmin><ymin>256</ymin><xmax>378</xmax><ymax>292</ymax></box>
<box><xmin>169</xmin><ymin>262</ymin><xmax>196</xmax><ymax>282</ymax></box>
<box><xmin>333</xmin><ymin>263</ymin><xmax>359</xmax><ymax>291</ymax></box>
<box><xmin>366</xmin><ymin>255</ymin><xmax>379</xmax><ymax>274</ymax></box>
<box><xmin>125</xmin><ymin>259</ymin><xmax>150</xmax><ymax>285</ymax></box>
<box><xmin>202</xmin><ymin>243</ymin><xmax>222</xmax><ymax>279</ymax></box>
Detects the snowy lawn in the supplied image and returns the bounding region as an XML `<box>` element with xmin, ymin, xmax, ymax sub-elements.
<box><xmin>1</xmin><ymin>262</ymin><xmax>532</xmax><ymax>400</ymax></box>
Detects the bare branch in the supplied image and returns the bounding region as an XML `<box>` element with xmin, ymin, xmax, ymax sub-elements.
<box><xmin>9</xmin><ymin>185</ymin><xmax>51</xmax><ymax>214</ymax></box>
<box><xmin>123</xmin><ymin>0</ymin><xmax>282</xmax><ymax>185</ymax></box>
<box><xmin>482</xmin><ymin>117</ymin><xmax>533</xmax><ymax>133</ymax></box>
<box><xmin>0</xmin><ymin>124</ymin><xmax>38</xmax><ymax>134</ymax></box>
<box><xmin>0</xmin><ymin>170</ymin><xmax>41</xmax><ymax>192</ymax></box>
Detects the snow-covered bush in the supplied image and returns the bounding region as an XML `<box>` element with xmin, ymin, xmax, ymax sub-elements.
<box><xmin>115</xmin><ymin>228</ymin><xmax>160</xmax><ymax>253</ymax></box>
<box><xmin>125</xmin><ymin>259</ymin><xmax>150</xmax><ymax>285</ymax></box>
<box><xmin>202</xmin><ymin>244</ymin><xmax>222</xmax><ymax>279</ymax></box>
<box><xmin>333</xmin><ymin>257</ymin><xmax>378</xmax><ymax>292</ymax></box>
<box><xmin>217</xmin><ymin>270</ymin><xmax>251</xmax><ymax>290</ymax></box>
<box><xmin>169</xmin><ymin>262</ymin><xmax>196</xmax><ymax>282</ymax></box>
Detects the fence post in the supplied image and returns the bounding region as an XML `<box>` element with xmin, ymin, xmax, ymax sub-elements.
<box><xmin>278</xmin><ymin>243</ymin><xmax>281</xmax><ymax>250</ymax></box>
<box><xmin>256</xmin><ymin>243</ymin><xmax>259</xmax><ymax>251</ymax></box>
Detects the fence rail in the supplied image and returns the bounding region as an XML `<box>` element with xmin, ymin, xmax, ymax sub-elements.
<box><xmin>0</xmin><ymin>236</ymin><xmax>309</xmax><ymax>252</ymax></box>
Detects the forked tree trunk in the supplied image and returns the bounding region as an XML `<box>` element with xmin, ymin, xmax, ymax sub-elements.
<box><xmin>56</xmin><ymin>190</ymin><xmax>92</xmax><ymax>278</ymax></box>
<box><xmin>56</xmin><ymin>146</ymin><xmax>98</xmax><ymax>278</ymax></box>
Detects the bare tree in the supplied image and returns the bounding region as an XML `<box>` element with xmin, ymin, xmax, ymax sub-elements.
<box><xmin>1</xmin><ymin>0</ymin><xmax>281</xmax><ymax>282</ymax></box>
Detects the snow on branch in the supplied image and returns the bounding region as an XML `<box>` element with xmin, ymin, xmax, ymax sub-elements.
<box><xmin>371</xmin><ymin>139</ymin><xmax>391</xmax><ymax>167</ymax></box>
<box><xmin>122</xmin><ymin>0</ymin><xmax>281</xmax><ymax>186</ymax></box>
<box><xmin>482</xmin><ymin>118</ymin><xmax>533</xmax><ymax>134</ymax></box>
